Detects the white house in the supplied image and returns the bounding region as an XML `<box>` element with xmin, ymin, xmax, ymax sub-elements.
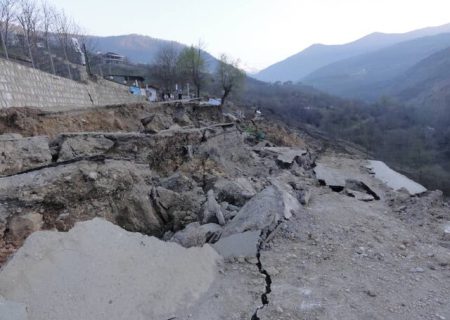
<box><xmin>146</xmin><ymin>85</ymin><xmax>159</xmax><ymax>102</ymax></box>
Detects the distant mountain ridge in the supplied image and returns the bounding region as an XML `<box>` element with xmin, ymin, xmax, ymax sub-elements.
<box><xmin>302</xmin><ymin>32</ymin><xmax>450</xmax><ymax>100</ymax></box>
<box><xmin>255</xmin><ymin>23</ymin><xmax>450</xmax><ymax>83</ymax></box>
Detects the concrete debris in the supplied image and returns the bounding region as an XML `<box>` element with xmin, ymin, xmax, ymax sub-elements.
<box><xmin>0</xmin><ymin>218</ymin><xmax>221</xmax><ymax>320</ymax></box>
<box><xmin>0</xmin><ymin>135</ymin><xmax>52</xmax><ymax>176</ymax></box>
<box><xmin>255</xmin><ymin>147</ymin><xmax>308</xmax><ymax>168</ymax></box>
<box><xmin>55</xmin><ymin>134</ymin><xmax>114</xmax><ymax>161</ymax></box>
<box><xmin>141</xmin><ymin>113</ymin><xmax>173</xmax><ymax>133</ymax></box>
<box><xmin>0</xmin><ymin>297</ymin><xmax>27</xmax><ymax>320</ymax></box>
<box><xmin>222</xmin><ymin>186</ymin><xmax>284</xmax><ymax>237</ymax></box>
<box><xmin>367</xmin><ymin>160</ymin><xmax>427</xmax><ymax>195</ymax></box>
<box><xmin>314</xmin><ymin>163</ymin><xmax>347</xmax><ymax>189</ymax></box>
<box><xmin>214</xmin><ymin>177</ymin><xmax>257</xmax><ymax>206</ymax></box>
<box><xmin>151</xmin><ymin>186</ymin><xmax>205</xmax><ymax>231</ymax></box>
<box><xmin>203</xmin><ymin>190</ymin><xmax>226</xmax><ymax>226</ymax></box>
<box><xmin>346</xmin><ymin>189</ymin><xmax>375</xmax><ymax>201</ymax></box>
<box><xmin>171</xmin><ymin>222</ymin><xmax>222</xmax><ymax>248</ymax></box>
<box><xmin>212</xmin><ymin>230</ymin><xmax>260</xmax><ymax>259</ymax></box>
<box><xmin>271</xmin><ymin>179</ymin><xmax>303</xmax><ymax>219</ymax></box>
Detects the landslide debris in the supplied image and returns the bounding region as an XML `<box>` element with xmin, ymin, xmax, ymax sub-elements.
<box><xmin>0</xmin><ymin>101</ymin><xmax>449</xmax><ymax>320</ymax></box>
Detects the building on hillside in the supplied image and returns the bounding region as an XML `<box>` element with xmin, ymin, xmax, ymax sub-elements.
<box><xmin>103</xmin><ymin>52</ymin><xmax>125</xmax><ymax>64</ymax></box>
<box><xmin>145</xmin><ymin>85</ymin><xmax>159</xmax><ymax>102</ymax></box>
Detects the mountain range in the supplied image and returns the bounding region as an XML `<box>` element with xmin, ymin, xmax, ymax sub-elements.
<box><xmin>255</xmin><ymin>23</ymin><xmax>450</xmax><ymax>83</ymax></box>
<box><xmin>254</xmin><ymin>23</ymin><xmax>450</xmax><ymax>105</ymax></box>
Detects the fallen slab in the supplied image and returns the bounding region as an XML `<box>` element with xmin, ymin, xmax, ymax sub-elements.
<box><xmin>212</xmin><ymin>230</ymin><xmax>260</xmax><ymax>259</ymax></box>
<box><xmin>0</xmin><ymin>218</ymin><xmax>221</xmax><ymax>320</ymax></box>
<box><xmin>0</xmin><ymin>297</ymin><xmax>27</xmax><ymax>320</ymax></box>
<box><xmin>221</xmin><ymin>186</ymin><xmax>284</xmax><ymax>237</ymax></box>
<box><xmin>367</xmin><ymin>160</ymin><xmax>427</xmax><ymax>195</ymax></box>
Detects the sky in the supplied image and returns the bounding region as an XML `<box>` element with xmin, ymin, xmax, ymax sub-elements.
<box><xmin>50</xmin><ymin>0</ymin><xmax>450</xmax><ymax>72</ymax></box>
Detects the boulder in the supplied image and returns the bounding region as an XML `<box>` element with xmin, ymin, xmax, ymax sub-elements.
<box><xmin>0</xmin><ymin>219</ymin><xmax>220</xmax><ymax>320</ymax></box>
<box><xmin>56</xmin><ymin>134</ymin><xmax>114</xmax><ymax>161</ymax></box>
<box><xmin>160</xmin><ymin>172</ymin><xmax>197</xmax><ymax>193</ymax></box>
<box><xmin>271</xmin><ymin>180</ymin><xmax>302</xmax><ymax>219</ymax></box>
<box><xmin>203</xmin><ymin>190</ymin><xmax>226</xmax><ymax>226</ymax></box>
<box><xmin>222</xmin><ymin>186</ymin><xmax>284</xmax><ymax>237</ymax></box>
<box><xmin>173</xmin><ymin>107</ymin><xmax>193</xmax><ymax>126</ymax></box>
<box><xmin>141</xmin><ymin>113</ymin><xmax>173</xmax><ymax>133</ymax></box>
<box><xmin>171</xmin><ymin>222</ymin><xmax>223</xmax><ymax>248</ymax></box>
<box><xmin>0</xmin><ymin>135</ymin><xmax>52</xmax><ymax>176</ymax></box>
<box><xmin>151</xmin><ymin>186</ymin><xmax>206</xmax><ymax>231</ymax></box>
<box><xmin>214</xmin><ymin>178</ymin><xmax>257</xmax><ymax>206</ymax></box>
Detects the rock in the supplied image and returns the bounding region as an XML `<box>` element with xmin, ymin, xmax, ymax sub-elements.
<box><xmin>0</xmin><ymin>160</ymin><xmax>165</xmax><ymax>258</ymax></box>
<box><xmin>171</xmin><ymin>222</ymin><xmax>223</xmax><ymax>247</ymax></box>
<box><xmin>0</xmin><ymin>296</ymin><xmax>28</xmax><ymax>320</ymax></box>
<box><xmin>56</xmin><ymin>134</ymin><xmax>114</xmax><ymax>161</ymax></box>
<box><xmin>212</xmin><ymin>230</ymin><xmax>260</xmax><ymax>259</ymax></box>
<box><xmin>223</xmin><ymin>113</ymin><xmax>238</xmax><ymax>122</ymax></box>
<box><xmin>271</xmin><ymin>179</ymin><xmax>302</xmax><ymax>219</ymax></box>
<box><xmin>141</xmin><ymin>113</ymin><xmax>173</xmax><ymax>133</ymax></box>
<box><xmin>409</xmin><ymin>267</ymin><xmax>425</xmax><ymax>273</ymax></box>
<box><xmin>0</xmin><ymin>135</ymin><xmax>52</xmax><ymax>176</ymax></box>
<box><xmin>160</xmin><ymin>172</ymin><xmax>197</xmax><ymax>193</ymax></box>
<box><xmin>0</xmin><ymin>218</ymin><xmax>220</xmax><ymax>320</ymax></box>
<box><xmin>173</xmin><ymin>107</ymin><xmax>193</xmax><ymax>126</ymax></box>
<box><xmin>254</xmin><ymin>147</ymin><xmax>308</xmax><ymax>169</ymax></box>
<box><xmin>214</xmin><ymin>178</ymin><xmax>257</xmax><ymax>206</ymax></box>
<box><xmin>434</xmin><ymin>251</ymin><xmax>450</xmax><ymax>266</ymax></box>
<box><xmin>152</xmin><ymin>186</ymin><xmax>206</xmax><ymax>231</ymax></box>
<box><xmin>6</xmin><ymin>213</ymin><xmax>43</xmax><ymax>246</ymax></box>
<box><xmin>367</xmin><ymin>160</ymin><xmax>427</xmax><ymax>195</ymax></box>
<box><xmin>345</xmin><ymin>189</ymin><xmax>375</xmax><ymax>202</ymax></box>
<box><xmin>0</xmin><ymin>133</ymin><xmax>23</xmax><ymax>140</ymax></box>
<box><xmin>222</xmin><ymin>186</ymin><xmax>284</xmax><ymax>237</ymax></box>
<box><xmin>203</xmin><ymin>190</ymin><xmax>226</xmax><ymax>226</ymax></box>
<box><xmin>314</xmin><ymin>163</ymin><xmax>347</xmax><ymax>189</ymax></box>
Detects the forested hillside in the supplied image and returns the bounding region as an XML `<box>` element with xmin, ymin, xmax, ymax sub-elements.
<box><xmin>238</xmin><ymin>79</ymin><xmax>450</xmax><ymax>195</ymax></box>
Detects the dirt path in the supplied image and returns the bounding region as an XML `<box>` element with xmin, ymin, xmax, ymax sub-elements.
<box><xmin>259</xmin><ymin>186</ymin><xmax>450</xmax><ymax>320</ymax></box>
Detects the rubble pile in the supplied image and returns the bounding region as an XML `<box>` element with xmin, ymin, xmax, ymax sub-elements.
<box><xmin>0</xmin><ymin>102</ymin><xmax>449</xmax><ymax>320</ymax></box>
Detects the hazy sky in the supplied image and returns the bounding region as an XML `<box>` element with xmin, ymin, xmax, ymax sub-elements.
<box><xmin>50</xmin><ymin>0</ymin><xmax>450</xmax><ymax>71</ymax></box>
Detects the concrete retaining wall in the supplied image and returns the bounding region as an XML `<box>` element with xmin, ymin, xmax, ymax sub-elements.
<box><xmin>0</xmin><ymin>58</ymin><xmax>145</xmax><ymax>111</ymax></box>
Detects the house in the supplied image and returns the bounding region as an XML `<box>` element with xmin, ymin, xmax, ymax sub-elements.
<box><xmin>103</xmin><ymin>52</ymin><xmax>125</xmax><ymax>64</ymax></box>
<box><xmin>146</xmin><ymin>85</ymin><xmax>159</xmax><ymax>102</ymax></box>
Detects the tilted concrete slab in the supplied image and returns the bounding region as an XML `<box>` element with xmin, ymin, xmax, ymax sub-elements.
<box><xmin>0</xmin><ymin>218</ymin><xmax>221</xmax><ymax>320</ymax></box>
<box><xmin>213</xmin><ymin>231</ymin><xmax>260</xmax><ymax>259</ymax></box>
<box><xmin>367</xmin><ymin>160</ymin><xmax>427</xmax><ymax>195</ymax></box>
<box><xmin>0</xmin><ymin>297</ymin><xmax>27</xmax><ymax>320</ymax></box>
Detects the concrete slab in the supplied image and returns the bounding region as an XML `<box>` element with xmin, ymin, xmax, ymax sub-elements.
<box><xmin>213</xmin><ymin>231</ymin><xmax>260</xmax><ymax>259</ymax></box>
<box><xmin>367</xmin><ymin>160</ymin><xmax>427</xmax><ymax>195</ymax></box>
<box><xmin>0</xmin><ymin>218</ymin><xmax>220</xmax><ymax>320</ymax></box>
<box><xmin>0</xmin><ymin>297</ymin><xmax>27</xmax><ymax>320</ymax></box>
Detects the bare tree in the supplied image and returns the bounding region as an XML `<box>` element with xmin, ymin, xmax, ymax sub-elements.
<box><xmin>0</xmin><ymin>0</ymin><xmax>17</xmax><ymax>59</ymax></box>
<box><xmin>178</xmin><ymin>43</ymin><xmax>206</xmax><ymax>98</ymax></box>
<box><xmin>216</xmin><ymin>54</ymin><xmax>245</xmax><ymax>106</ymax></box>
<box><xmin>52</xmin><ymin>8</ymin><xmax>73</xmax><ymax>78</ymax></box>
<box><xmin>16</xmin><ymin>0</ymin><xmax>40</xmax><ymax>68</ymax></box>
<box><xmin>40</xmin><ymin>0</ymin><xmax>55</xmax><ymax>73</ymax></box>
<box><xmin>151</xmin><ymin>43</ymin><xmax>180</xmax><ymax>95</ymax></box>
